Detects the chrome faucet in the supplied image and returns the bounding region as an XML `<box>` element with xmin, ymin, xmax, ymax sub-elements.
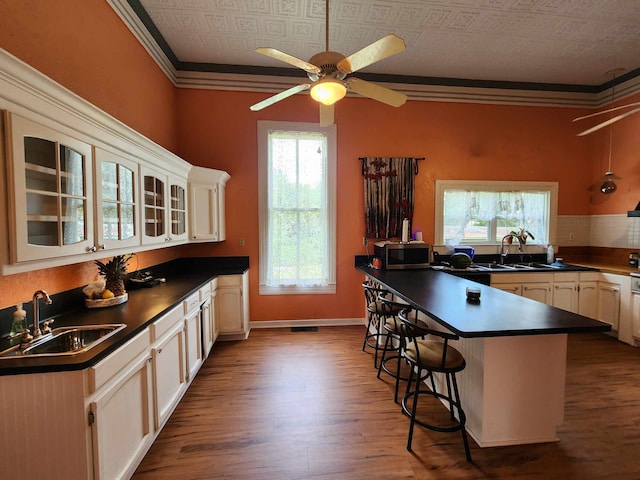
<box><xmin>500</xmin><ymin>234</ymin><xmax>516</xmax><ymax>264</ymax></box>
<box><xmin>31</xmin><ymin>290</ymin><xmax>52</xmax><ymax>339</ymax></box>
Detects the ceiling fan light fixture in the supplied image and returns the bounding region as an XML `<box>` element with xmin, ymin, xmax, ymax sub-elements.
<box><xmin>310</xmin><ymin>79</ymin><xmax>347</xmax><ymax>106</ymax></box>
<box><xmin>600</xmin><ymin>177</ymin><xmax>618</xmax><ymax>194</ymax></box>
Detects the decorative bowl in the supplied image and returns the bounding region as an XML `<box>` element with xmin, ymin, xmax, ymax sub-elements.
<box><xmin>85</xmin><ymin>293</ymin><xmax>128</xmax><ymax>309</ymax></box>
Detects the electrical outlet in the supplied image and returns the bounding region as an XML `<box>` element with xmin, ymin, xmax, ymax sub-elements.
<box><xmin>239</xmin><ymin>237</ymin><xmax>245</xmax><ymax>247</ymax></box>
<box><xmin>569</xmin><ymin>233</ymin><xmax>575</xmax><ymax>241</ymax></box>
<box><xmin>363</xmin><ymin>237</ymin><xmax>368</xmax><ymax>246</ymax></box>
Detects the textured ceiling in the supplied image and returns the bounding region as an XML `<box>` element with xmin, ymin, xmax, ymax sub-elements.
<box><xmin>130</xmin><ymin>0</ymin><xmax>640</xmax><ymax>89</ymax></box>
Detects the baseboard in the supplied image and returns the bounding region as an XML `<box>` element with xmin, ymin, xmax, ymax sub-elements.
<box><xmin>249</xmin><ymin>318</ymin><xmax>365</xmax><ymax>329</ymax></box>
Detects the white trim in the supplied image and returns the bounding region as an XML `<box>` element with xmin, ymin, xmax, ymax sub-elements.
<box><xmin>106</xmin><ymin>0</ymin><xmax>640</xmax><ymax>108</ymax></box>
<box><xmin>257</xmin><ymin>120</ymin><xmax>337</xmax><ymax>296</ymax></box>
<box><xmin>107</xmin><ymin>0</ymin><xmax>177</xmax><ymax>85</ymax></box>
<box><xmin>434</xmin><ymin>180</ymin><xmax>559</xmax><ymax>247</ymax></box>
<box><xmin>249</xmin><ymin>318</ymin><xmax>365</xmax><ymax>329</ymax></box>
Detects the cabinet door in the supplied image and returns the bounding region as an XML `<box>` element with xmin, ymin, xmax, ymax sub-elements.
<box><xmin>493</xmin><ymin>283</ymin><xmax>522</xmax><ymax>296</ymax></box>
<box><xmin>6</xmin><ymin>112</ymin><xmax>94</xmax><ymax>261</ymax></box>
<box><xmin>211</xmin><ymin>284</ymin><xmax>219</xmax><ymax>343</ymax></box>
<box><xmin>596</xmin><ymin>282</ymin><xmax>621</xmax><ymax>330</ymax></box>
<box><xmin>552</xmin><ymin>282</ymin><xmax>578</xmax><ymax>313</ymax></box>
<box><xmin>140</xmin><ymin>165</ymin><xmax>168</xmax><ymax>245</ymax></box>
<box><xmin>90</xmin><ymin>353</ymin><xmax>153</xmax><ymax>480</ymax></box>
<box><xmin>189</xmin><ymin>182</ymin><xmax>220</xmax><ymax>241</ymax></box>
<box><xmin>94</xmin><ymin>148</ymin><xmax>140</xmax><ymax>250</ymax></box>
<box><xmin>201</xmin><ymin>297</ymin><xmax>214</xmax><ymax>357</ymax></box>
<box><xmin>522</xmin><ymin>283</ymin><xmax>552</xmax><ymax>304</ymax></box>
<box><xmin>184</xmin><ymin>308</ymin><xmax>202</xmax><ymax>383</ymax></box>
<box><xmin>218</xmin><ymin>285</ymin><xmax>243</xmax><ymax>334</ymax></box>
<box><xmin>578</xmin><ymin>281</ymin><xmax>598</xmax><ymax>318</ymax></box>
<box><xmin>152</xmin><ymin>321</ymin><xmax>186</xmax><ymax>430</ymax></box>
<box><xmin>632</xmin><ymin>292</ymin><xmax>640</xmax><ymax>340</ymax></box>
<box><xmin>169</xmin><ymin>175</ymin><xmax>188</xmax><ymax>242</ymax></box>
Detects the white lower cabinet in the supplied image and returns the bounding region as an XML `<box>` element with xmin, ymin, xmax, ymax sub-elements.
<box><xmin>596</xmin><ymin>282</ymin><xmax>621</xmax><ymax>331</ymax></box>
<box><xmin>0</xmin><ymin>278</ymin><xmax>234</xmax><ymax>479</ymax></box>
<box><xmin>490</xmin><ymin>273</ymin><xmax>552</xmax><ymax>305</ymax></box>
<box><xmin>90</xmin><ymin>352</ymin><xmax>153</xmax><ymax>480</ymax></box>
<box><xmin>184</xmin><ymin>304</ymin><xmax>203</xmax><ymax>383</ymax></box>
<box><xmin>217</xmin><ymin>271</ymin><xmax>250</xmax><ymax>339</ymax></box>
<box><xmin>151</xmin><ymin>318</ymin><xmax>187</xmax><ymax>431</ymax></box>
<box><xmin>578</xmin><ymin>281</ymin><xmax>598</xmax><ymax>318</ymax></box>
<box><xmin>552</xmin><ymin>273</ymin><xmax>579</xmax><ymax>313</ymax></box>
<box><xmin>632</xmin><ymin>292</ymin><xmax>640</xmax><ymax>340</ymax></box>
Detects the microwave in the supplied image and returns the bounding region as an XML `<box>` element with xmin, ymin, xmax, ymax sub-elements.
<box><xmin>374</xmin><ymin>242</ymin><xmax>430</xmax><ymax>270</ymax></box>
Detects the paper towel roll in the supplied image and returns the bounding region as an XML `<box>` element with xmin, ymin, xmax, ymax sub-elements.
<box><xmin>402</xmin><ymin>219</ymin><xmax>409</xmax><ymax>243</ymax></box>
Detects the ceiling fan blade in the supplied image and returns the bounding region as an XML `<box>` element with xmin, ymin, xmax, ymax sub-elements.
<box><xmin>250</xmin><ymin>84</ymin><xmax>311</xmax><ymax>111</ymax></box>
<box><xmin>337</xmin><ymin>34</ymin><xmax>406</xmax><ymax>74</ymax></box>
<box><xmin>319</xmin><ymin>104</ymin><xmax>334</xmax><ymax>127</ymax></box>
<box><xmin>348</xmin><ymin>78</ymin><xmax>406</xmax><ymax>107</ymax></box>
<box><xmin>577</xmin><ymin>107</ymin><xmax>640</xmax><ymax>136</ymax></box>
<box><xmin>572</xmin><ymin>101</ymin><xmax>640</xmax><ymax>122</ymax></box>
<box><xmin>255</xmin><ymin>47</ymin><xmax>320</xmax><ymax>75</ymax></box>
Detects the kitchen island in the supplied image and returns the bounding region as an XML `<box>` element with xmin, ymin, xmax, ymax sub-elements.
<box><xmin>358</xmin><ymin>266</ymin><xmax>610</xmax><ymax>447</ymax></box>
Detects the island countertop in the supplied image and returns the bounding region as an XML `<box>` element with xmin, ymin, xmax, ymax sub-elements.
<box><xmin>357</xmin><ymin>266</ymin><xmax>611</xmax><ymax>338</ymax></box>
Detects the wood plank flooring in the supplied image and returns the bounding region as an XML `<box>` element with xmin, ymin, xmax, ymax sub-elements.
<box><xmin>132</xmin><ymin>327</ymin><xmax>640</xmax><ymax>480</ymax></box>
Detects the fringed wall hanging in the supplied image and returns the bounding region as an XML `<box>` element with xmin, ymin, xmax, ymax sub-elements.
<box><xmin>360</xmin><ymin>157</ymin><xmax>422</xmax><ymax>239</ymax></box>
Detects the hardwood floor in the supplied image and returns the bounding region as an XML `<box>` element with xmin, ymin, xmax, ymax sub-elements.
<box><xmin>133</xmin><ymin>327</ymin><xmax>640</xmax><ymax>480</ymax></box>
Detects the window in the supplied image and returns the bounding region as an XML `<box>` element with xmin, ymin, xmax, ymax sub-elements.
<box><xmin>258</xmin><ymin>121</ymin><xmax>336</xmax><ymax>295</ymax></box>
<box><xmin>435</xmin><ymin>181</ymin><xmax>558</xmax><ymax>246</ymax></box>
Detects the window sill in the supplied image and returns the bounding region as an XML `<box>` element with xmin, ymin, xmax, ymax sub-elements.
<box><xmin>259</xmin><ymin>284</ymin><xmax>336</xmax><ymax>296</ymax></box>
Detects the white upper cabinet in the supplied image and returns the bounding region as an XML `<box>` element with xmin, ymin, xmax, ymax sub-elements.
<box><xmin>188</xmin><ymin>166</ymin><xmax>230</xmax><ymax>242</ymax></box>
<box><xmin>169</xmin><ymin>175</ymin><xmax>188</xmax><ymax>243</ymax></box>
<box><xmin>141</xmin><ymin>166</ymin><xmax>188</xmax><ymax>246</ymax></box>
<box><xmin>5</xmin><ymin>112</ymin><xmax>94</xmax><ymax>262</ymax></box>
<box><xmin>94</xmin><ymin>147</ymin><xmax>140</xmax><ymax>250</ymax></box>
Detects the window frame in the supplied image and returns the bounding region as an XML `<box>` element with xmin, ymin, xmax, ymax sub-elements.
<box><xmin>257</xmin><ymin>120</ymin><xmax>337</xmax><ymax>295</ymax></box>
<box><xmin>434</xmin><ymin>180</ymin><xmax>558</xmax><ymax>248</ymax></box>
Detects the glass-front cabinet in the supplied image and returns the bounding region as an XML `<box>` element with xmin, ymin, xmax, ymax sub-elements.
<box><xmin>94</xmin><ymin>147</ymin><xmax>140</xmax><ymax>250</ymax></box>
<box><xmin>169</xmin><ymin>177</ymin><xmax>187</xmax><ymax>241</ymax></box>
<box><xmin>6</xmin><ymin>112</ymin><xmax>94</xmax><ymax>262</ymax></box>
<box><xmin>141</xmin><ymin>165</ymin><xmax>187</xmax><ymax>245</ymax></box>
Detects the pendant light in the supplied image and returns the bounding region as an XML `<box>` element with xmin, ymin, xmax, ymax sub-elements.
<box><xmin>600</xmin><ymin>69</ymin><xmax>624</xmax><ymax>195</ymax></box>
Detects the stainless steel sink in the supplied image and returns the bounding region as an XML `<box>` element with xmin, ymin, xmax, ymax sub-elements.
<box><xmin>0</xmin><ymin>324</ymin><xmax>126</xmax><ymax>358</ymax></box>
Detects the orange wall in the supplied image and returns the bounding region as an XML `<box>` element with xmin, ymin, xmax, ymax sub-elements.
<box><xmin>174</xmin><ymin>88</ymin><xmax>626</xmax><ymax>321</ymax></box>
<box><xmin>0</xmin><ymin>0</ymin><xmax>178</xmax><ymax>151</ymax></box>
<box><xmin>0</xmin><ymin>0</ymin><xmax>182</xmax><ymax>308</ymax></box>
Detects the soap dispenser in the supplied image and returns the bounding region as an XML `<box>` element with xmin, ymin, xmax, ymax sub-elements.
<box><xmin>10</xmin><ymin>303</ymin><xmax>27</xmax><ymax>336</ymax></box>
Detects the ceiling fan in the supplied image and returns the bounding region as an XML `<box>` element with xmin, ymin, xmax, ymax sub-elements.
<box><xmin>249</xmin><ymin>0</ymin><xmax>407</xmax><ymax>126</ymax></box>
<box><xmin>573</xmin><ymin>69</ymin><xmax>640</xmax><ymax>137</ymax></box>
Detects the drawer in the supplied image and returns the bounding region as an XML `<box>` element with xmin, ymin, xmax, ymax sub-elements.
<box><xmin>151</xmin><ymin>304</ymin><xmax>183</xmax><ymax>341</ymax></box>
<box><xmin>217</xmin><ymin>274</ymin><xmax>241</xmax><ymax>287</ymax></box>
<box><xmin>199</xmin><ymin>284</ymin><xmax>212</xmax><ymax>301</ymax></box>
<box><xmin>184</xmin><ymin>291</ymin><xmax>201</xmax><ymax>315</ymax></box>
<box><xmin>89</xmin><ymin>327</ymin><xmax>151</xmax><ymax>393</ymax></box>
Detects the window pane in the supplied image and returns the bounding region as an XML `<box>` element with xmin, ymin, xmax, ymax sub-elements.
<box><xmin>265</xmin><ymin>129</ymin><xmax>330</xmax><ymax>288</ymax></box>
<box><xmin>442</xmin><ymin>187</ymin><xmax>551</xmax><ymax>245</ymax></box>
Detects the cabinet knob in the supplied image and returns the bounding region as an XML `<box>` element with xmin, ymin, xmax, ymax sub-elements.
<box><xmin>86</xmin><ymin>245</ymin><xmax>97</xmax><ymax>253</ymax></box>
<box><xmin>98</xmin><ymin>244</ymin><xmax>105</xmax><ymax>250</ymax></box>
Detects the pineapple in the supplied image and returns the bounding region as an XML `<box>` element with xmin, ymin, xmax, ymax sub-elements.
<box><xmin>95</xmin><ymin>254</ymin><xmax>131</xmax><ymax>297</ymax></box>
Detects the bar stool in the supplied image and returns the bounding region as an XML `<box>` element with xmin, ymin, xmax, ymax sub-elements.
<box><xmin>376</xmin><ymin>297</ymin><xmax>428</xmax><ymax>403</ymax></box>
<box><xmin>398</xmin><ymin>309</ymin><xmax>472</xmax><ymax>462</ymax></box>
<box><xmin>361</xmin><ymin>281</ymin><xmax>400</xmax><ymax>368</ymax></box>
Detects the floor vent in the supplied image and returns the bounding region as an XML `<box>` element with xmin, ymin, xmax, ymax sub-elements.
<box><xmin>290</xmin><ymin>326</ymin><xmax>319</xmax><ymax>332</ymax></box>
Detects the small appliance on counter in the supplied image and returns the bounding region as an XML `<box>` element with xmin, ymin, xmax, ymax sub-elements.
<box><xmin>374</xmin><ymin>241</ymin><xmax>430</xmax><ymax>269</ymax></box>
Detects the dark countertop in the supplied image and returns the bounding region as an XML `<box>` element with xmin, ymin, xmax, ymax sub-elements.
<box><xmin>357</xmin><ymin>266</ymin><xmax>611</xmax><ymax>338</ymax></box>
<box><xmin>0</xmin><ymin>257</ymin><xmax>248</xmax><ymax>376</ymax></box>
